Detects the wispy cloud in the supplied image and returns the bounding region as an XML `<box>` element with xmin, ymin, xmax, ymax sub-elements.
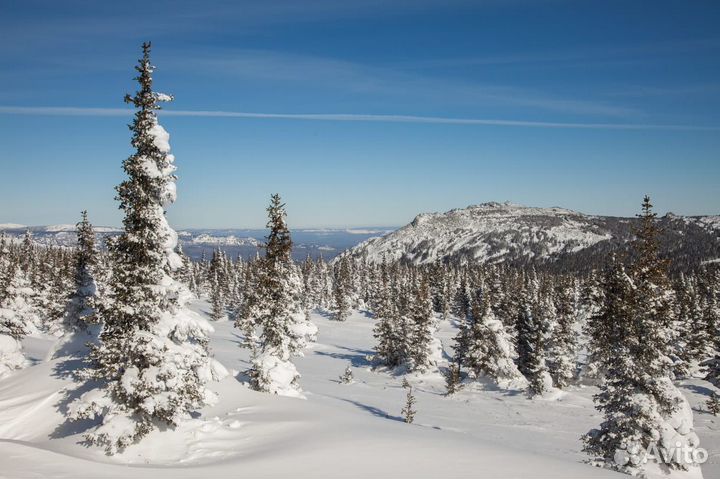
<box><xmin>403</xmin><ymin>38</ymin><xmax>720</xmax><ymax>70</ymax></box>
<box><xmin>1</xmin><ymin>105</ymin><xmax>717</xmax><ymax>131</ymax></box>
<box><xmin>602</xmin><ymin>83</ymin><xmax>720</xmax><ymax>98</ymax></box>
<box><xmin>169</xmin><ymin>49</ymin><xmax>639</xmax><ymax>118</ymax></box>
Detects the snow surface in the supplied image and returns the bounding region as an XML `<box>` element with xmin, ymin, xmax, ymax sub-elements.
<box><xmin>0</xmin><ymin>304</ymin><xmax>717</xmax><ymax>478</ymax></box>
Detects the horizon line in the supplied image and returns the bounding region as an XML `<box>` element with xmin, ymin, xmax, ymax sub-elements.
<box><xmin>1</xmin><ymin>105</ymin><xmax>719</xmax><ymax>131</ymax></box>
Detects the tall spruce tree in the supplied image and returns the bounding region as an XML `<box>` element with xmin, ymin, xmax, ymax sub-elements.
<box><xmin>546</xmin><ymin>284</ymin><xmax>578</xmax><ymax>388</ymax></box>
<box><xmin>515</xmin><ymin>279</ymin><xmax>550</xmax><ymax>397</ymax></box>
<box><xmin>451</xmin><ymin>295</ymin><xmax>475</xmax><ymax>371</ymax></box>
<box><xmin>68</xmin><ymin>43</ymin><xmax>226</xmax><ymax>453</ymax></box>
<box><xmin>407</xmin><ymin>277</ymin><xmax>440</xmax><ymax>372</ymax></box>
<box><xmin>583</xmin><ymin>257</ymin><xmax>619</xmax><ymax>382</ymax></box>
<box><xmin>332</xmin><ymin>256</ymin><xmax>353</xmax><ymax>321</ymax></box>
<box><xmin>584</xmin><ymin>196</ymin><xmax>702</xmax><ymax>475</ymax></box>
<box><xmin>373</xmin><ymin>262</ymin><xmax>406</xmax><ymax>368</ymax></box>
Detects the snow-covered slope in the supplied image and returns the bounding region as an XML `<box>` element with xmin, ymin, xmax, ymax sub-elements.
<box><xmin>345</xmin><ymin>202</ymin><xmax>720</xmax><ymax>267</ymax></box>
<box><xmin>0</xmin><ymin>308</ymin><xmax>604</xmax><ymax>478</ymax></box>
<box><xmin>346</xmin><ymin>202</ymin><xmax>611</xmax><ymax>264</ymax></box>
<box><xmin>2</xmin><ymin>305</ymin><xmax>717</xmax><ymax>478</ymax></box>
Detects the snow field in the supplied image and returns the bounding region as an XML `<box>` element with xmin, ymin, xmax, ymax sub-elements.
<box><xmin>0</xmin><ymin>306</ymin><xmax>717</xmax><ymax>478</ymax></box>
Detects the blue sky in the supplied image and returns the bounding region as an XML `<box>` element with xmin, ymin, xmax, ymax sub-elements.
<box><xmin>1</xmin><ymin>0</ymin><xmax>719</xmax><ymax>228</ymax></box>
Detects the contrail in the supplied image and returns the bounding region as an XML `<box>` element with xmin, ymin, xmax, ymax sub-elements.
<box><xmin>0</xmin><ymin>105</ymin><xmax>717</xmax><ymax>131</ymax></box>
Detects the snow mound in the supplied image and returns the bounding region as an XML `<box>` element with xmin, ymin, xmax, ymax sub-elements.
<box><xmin>0</xmin><ymin>334</ymin><xmax>27</xmax><ymax>378</ymax></box>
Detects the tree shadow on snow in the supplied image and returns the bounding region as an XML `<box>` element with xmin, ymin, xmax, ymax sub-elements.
<box><xmin>48</xmin><ymin>379</ymin><xmax>103</xmax><ymax>439</ymax></box>
<box><xmin>314</xmin><ymin>345</ymin><xmax>374</xmax><ymax>368</ymax></box>
<box><xmin>683</xmin><ymin>383</ymin><xmax>715</xmax><ymax>397</ymax></box>
<box><xmin>234</xmin><ymin>368</ymin><xmax>253</xmax><ymax>386</ymax></box>
<box><xmin>682</xmin><ymin>383</ymin><xmax>719</xmax><ymax>412</ymax></box>
<box><xmin>440</xmin><ymin>348</ymin><xmax>454</xmax><ymax>363</ymax></box>
<box><xmin>438</xmin><ymin>365</ymin><xmax>526</xmax><ymax>397</ymax></box>
<box><xmin>314</xmin><ymin>308</ymin><xmax>375</xmax><ymax>320</ymax></box>
<box><xmin>47</xmin><ymin>331</ymin><xmax>103</xmax><ymax>440</ymax></box>
<box><xmin>313</xmin><ymin>309</ymin><xmax>336</xmax><ymax>320</ymax></box>
<box><xmin>335</xmin><ymin>397</ymin><xmax>404</xmax><ymax>422</ymax></box>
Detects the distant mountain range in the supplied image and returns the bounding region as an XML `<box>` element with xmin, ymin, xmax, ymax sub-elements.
<box><xmin>344</xmin><ymin>202</ymin><xmax>720</xmax><ymax>272</ymax></box>
<box><xmin>5</xmin><ymin>203</ymin><xmax>720</xmax><ymax>271</ymax></box>
<box><xmin>0</xmin><ymin>224</ymin><xmax>394</xmax><ymax>261</ymax></box>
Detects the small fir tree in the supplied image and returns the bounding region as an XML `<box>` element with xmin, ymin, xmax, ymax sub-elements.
<box><xmin>444</xmin><ymin>362</ymin><xmax>462</xmax><ymax>395</ymax></box>
<box><xmin>239</xmin><ymin>194</ymin><xmax>317</xmax><ymax>397</ymax></box>
<box><xmin>62</xmin><ymin>211</ymin><xmax>99</xmax><ymax>331</ymax></box>
<box><xmin>707</xmin><ymin>392</ymin><xmax>720</xmax><ymax>416</ymax></box>
<box><xmin>339</xmin><ymin>363</ymin><xmax>354</xmax><ymax>384</ymax></box>
<box><xmin>465</xmin><ymin>296</ymin><xmax>525</xmax><ymax>388</ymax></box>
<box><xmin>401</xmin><ymin>378</ymin><xmax>416</xmax><ymax>424</ymax></box>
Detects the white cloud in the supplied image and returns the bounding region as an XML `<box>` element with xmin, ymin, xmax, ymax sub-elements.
<box><xmin>1</xmin><ymin>105</ymin><xmax>717</xmax><ymax>131</ymax></box>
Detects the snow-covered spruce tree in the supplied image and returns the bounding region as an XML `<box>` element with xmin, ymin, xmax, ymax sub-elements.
<box><xmin>373</xmin><ymin>262</ymin><xmax>407</xmax><ymax>369</ymax></box>
<box><xmin>583</xmin><ymin>259</ymin><xmax>658</xmax><ymax>474</ymax></box>
<box><xmin>332</xmin><ymin>256</ymin><xmax>352</xmax><ymax>321</ymax></box>
<box><xmin>451</xmin><ymin>289</ymin><xmax>478</xmax><ymax>372</ymax></box>
<box><xmin>301</xmin><ymin>255</ymin><xmax>317</xmax><ymax>311</ymax></box>
<box><xmin>68</xmin><ymin>43</ymin><xmax>227</xmax><ymax>454</ymax></box>
<box><xmin>515</xmin><ymin>284</ymin><xmax>551</xmax><ymax>397</ymax></box>
<box><xmin>240</xmin><ymin>194</ymin><xmax>317</xmax><ymax>397</ymax></box>
<box><xmin>234</xmin><ymin>257</ymin><xmax>263</xmax><ymax>352</ymax></box>
<box><xmin>0</xmin><ymin>232</ymin><xmax>42</xmax><ymax>377</ymax></box>
<box><xmin>0</xmin><ymin>262</ymin><xmax>32</xmax><ymax>377</ymax></box>
<box><xmin>465</xmin><ymin>295</ymin><xmax>525</xmax><ymax>388</ymax></box>
<box><xmin>452</xmin><ymin>274</ymin><xmax>472</xmax><ymax>319</ymax></box>
<box><xmin>584</xmin><ymin>196</ymin><xmax>702</xmax><ymax>475</ymax></box>
<box><xmin>209</xmin><ymin>270</ymin><xmax>226</xmax><ymax>321</ymax></box>
<box><xmin>674</xmin><ymin>276</ymin><xmax>711</xmax><ymax>378</ymax></box>
<box><xmin>407</xmin><ymin>278</ymin><xmax>441</xmax><ymax>372</ymax></box>
<box><xmin>583</xmin><ymin>258</ymin><xmax>620</xmax><ymax>382</ymax></box>
<box><xmin>546</xmin><ymin>284</ymin><xmax>578</xmax><ymax>389</ymax></box>
<box><xmin>62</xmin><ymin>211</ymin><xmax>99</xmax><ymax>332</ymax></box>
<box><xmin>207</xmin><ymin>249</ymin><xmax>230</xmax><ymax>309</ymax></box>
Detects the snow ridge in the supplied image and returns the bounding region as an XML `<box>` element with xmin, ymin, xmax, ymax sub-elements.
<box><xmin>347</xmin><ymin>202</ymin><xmax>613</xmax><ymax>265</ymax></box>
<box><xmin>346</xmin><ymin>202</ymin><xmax>720</xmax><ymax>266</ymax></box>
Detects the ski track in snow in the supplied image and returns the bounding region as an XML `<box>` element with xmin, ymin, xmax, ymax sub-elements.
<box><xmin>0</xmin><ymin>302</ymin><xmax>716</xmax><ymax>478</ymax></box>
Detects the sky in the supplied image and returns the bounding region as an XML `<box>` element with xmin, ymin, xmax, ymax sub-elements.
<box><xmin>0</xmin><ymin>0</ymin><xmax>719</xmax><ymax>228</ymax></box>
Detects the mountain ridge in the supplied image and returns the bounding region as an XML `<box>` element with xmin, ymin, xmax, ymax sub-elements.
<box><xmin>344</xmin><ymin>202</ymin><xmax>720</xmax><ymax>272</ymax></box>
